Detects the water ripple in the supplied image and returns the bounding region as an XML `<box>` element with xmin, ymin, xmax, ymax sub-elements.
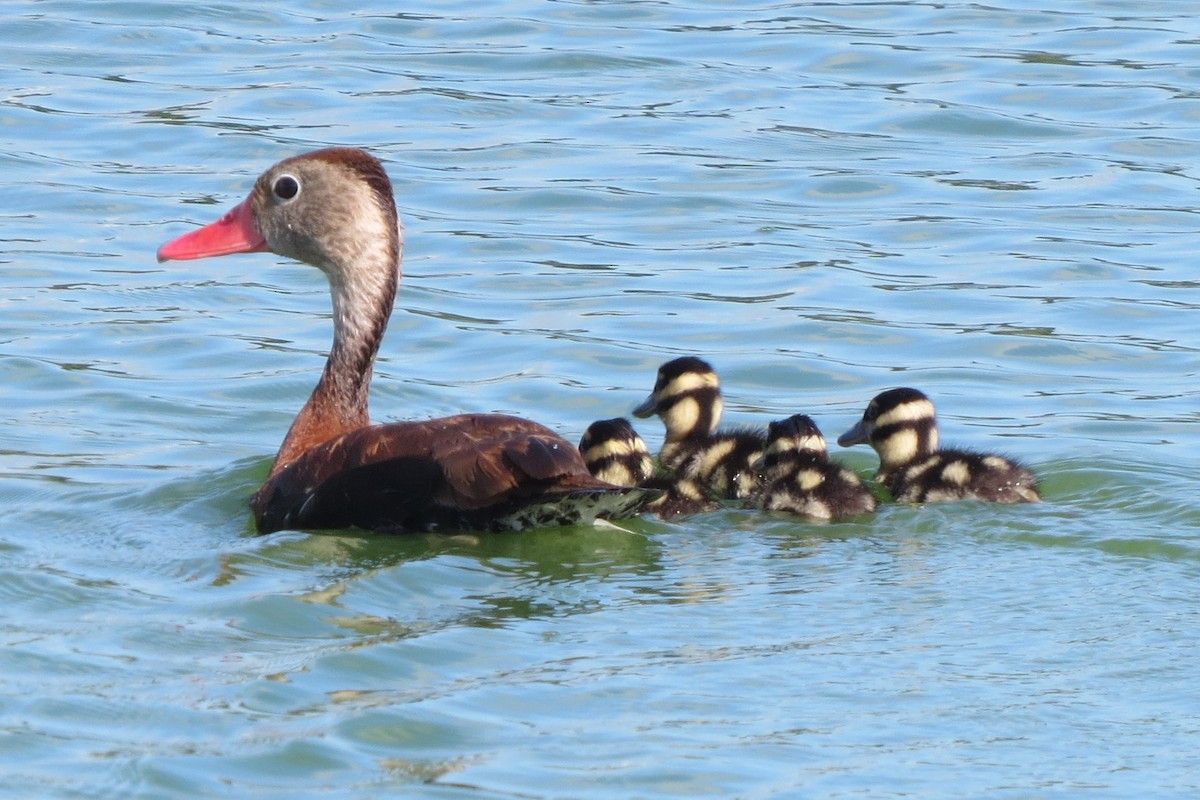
<box><xmin>2</xmin><ymin>0</ymin><xmax>1199</xmax><ymax>797</ymax></box>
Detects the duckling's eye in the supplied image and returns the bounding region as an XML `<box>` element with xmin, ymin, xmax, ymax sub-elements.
<box><xmin>273</xmin><ymin>175</ymin><xmax>300</xmax><ymax>201</ymax></box>
<box><xmin>864</xmin><ymin>402</ymin><xmax>880</xmax><ymax>421</ymax></box>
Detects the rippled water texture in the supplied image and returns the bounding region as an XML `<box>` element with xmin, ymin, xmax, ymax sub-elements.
<box><xmin>2</xmin><ymin>1</ymin><xmax>1199</xmax><ymax>797</ymax></box>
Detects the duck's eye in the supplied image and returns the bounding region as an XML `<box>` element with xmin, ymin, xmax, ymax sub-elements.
<box><xmin>273</xmin><ymin>175</ymin><xmax>300</xmax><ymax>201</ymax></box>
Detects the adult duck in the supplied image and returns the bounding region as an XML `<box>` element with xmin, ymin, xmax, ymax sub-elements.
<box><xmin>158</xmin><ymin>147</ymin><xmax>651</xmax><ymax>533</ymax></box>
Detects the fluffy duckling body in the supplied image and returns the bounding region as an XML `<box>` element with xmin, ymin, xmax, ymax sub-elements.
<box><xmin>838</xmin><ymin>388</ymin><xmax>1040</xmax><ymax>504</ymax></box>
<box><xmin>753</xmin><ymin>415</ymin><xmax>876</xmax><ymax>521</ymax></box>
<box><xmin>632</xmin><ymin>357</ymin><xmax>766</xmax><ymax>500</ymax></box>
<box><xmin>579</xmin><ymin>418</ymin><xmax>717</xmax><ymax>518</ymax></box>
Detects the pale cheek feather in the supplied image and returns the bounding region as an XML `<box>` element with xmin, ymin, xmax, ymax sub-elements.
<box><xmin>709</xmin><ymin>395</ymin><xmax>725</xmax><ymax>432</ymax></box>
<box><xmin>663</xmin><ymin>397</ymin><xmax>703</xmax><ymax>438</ymax></box>
<box><xmin>879</xmin><ymin>429</ymin><xmax>921</xmax><ymax>466</ymax></box>
<box><xmin>591</xmin><ymin>449</ymin><xmax>654</xmax><ymax>486</ymax></box>
<box><xmin>594</xmin><ymin>464</ymin><xmax>630</xmax><ymax>486</ymax></box>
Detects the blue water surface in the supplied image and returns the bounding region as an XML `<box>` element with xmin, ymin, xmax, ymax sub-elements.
<box><xmin>2</xmin><ymin>1</ymin><xmax>1199</xmax><ymax>797</ymax></box>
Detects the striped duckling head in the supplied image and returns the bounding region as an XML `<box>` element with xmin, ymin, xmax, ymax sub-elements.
<box><xmin>632</xmin><ymin>356</ymin><xmax>724</xmax><ymax>442</ymax></box>
<box><xmin>579</xmin><ymin>417</ymin><xmax>655</xmax><ymax>488</ymax></box>
<box><xmin>763</xmin><ymin>414</ymin><xmax>829</xmax><ymax>478</ymax></box>
<box><xmin>838</xmin><ymin>387</ymin><xmax>939</xmax><ymax>469</ymax></box>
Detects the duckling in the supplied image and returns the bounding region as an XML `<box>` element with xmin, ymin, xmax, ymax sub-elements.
<box><xmin>753</xmin><ymin>414</ymin><xmax>876</xmax><ymax>521</ymax></box>
<box><xmin>579</xmin><ymin>417</ymin><xmax>717</xmax><ymax>518</ymax></box>
<box><xmin>837</xmin><ymin>387</ymin><xmax>1040</xmax><ymax>504</ymax></box>
<box><xmin>632</xmin><ymin>356</ymin><xmax>766</xmax><ymax>500</ymax></box>
<box><xmin>579</xmin><ymin>417</ymin><xmax>655</xmax><ymax>488</ymax></box>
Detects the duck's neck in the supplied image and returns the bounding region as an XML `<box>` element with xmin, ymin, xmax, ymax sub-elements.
<box><xmin>270</xmin><ymin>232</ymin><xmax>401</xmax><ymax>476</ymax></box>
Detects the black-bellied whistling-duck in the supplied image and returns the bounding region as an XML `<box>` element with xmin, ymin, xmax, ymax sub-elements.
<box><xmin>578</xmin><ymin>417</ymin><xmax>716</xmax><ymax>519</ymax></box>
<box><xmin>158</xmin><ymin>147</ymin><xmax>653</xmax><ymax>533</ymax></box>
<box><xmin>632</xmin><ymin>356</ymin><xmax>766</xmax><ymax>500</ymax></box>
<box><xmin>752</xmin><ymin>414</ymin><xmax>876</xmax><ymax>521</ymax></box>
<box><xmin>837</xmin><ymin>387</ymin><xmax>1040</xmax><ymax>504</ymax></box>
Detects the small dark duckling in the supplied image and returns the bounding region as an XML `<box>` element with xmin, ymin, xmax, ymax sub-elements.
<box><xmin>579</xmin><ymin>417</ymin><xmax>717</xmax><ymax>518</ymax></box>
<box><xmin>753</xmin><ymin>414</ymin><xmax>876</xmax><ymax>521</ymax></box>
<box><xmin>579</xmin><ymin>417</ymin><xmax>655</xmax><ymax>488</ymax></box>
<box><xmin>632</xmin><ymin>356</ymin><xmax>766</xmax><ymax>500</ymax></box>
<box><xmin>838</xmin><ymin>387</ymin><xmax>1040</xmax><ymax>504</ymax></box>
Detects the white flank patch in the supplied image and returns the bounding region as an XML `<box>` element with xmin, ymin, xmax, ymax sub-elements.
<box><xmin>797</xmin><ymin>468</ymin><xmax>825</xmax><ymax>491</ymax></box>
<box><xmin>696</xmin><ymin>439</ymin><xmax>737</xmax><ymax>475</ymax></box>
<box><xmin>807</xmin><ymin>500</ymin><xmax>832</xmax><ymax>520</ymax></box>
<box><xmin>941</xmin><ymin>460</ymin><xmax>971</xmax><ymax>486</ymax></box>
<box><xmin>904</xmin><ymin>457</ymin><xmax>938</xmax><ymax>482</ymax></box>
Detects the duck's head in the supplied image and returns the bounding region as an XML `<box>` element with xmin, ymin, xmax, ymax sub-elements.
<box><xmin>632</xmin><ymin>356</ymin><xmax>724</xmax><ymax>439</ymax></box>
<box><xmin>579</xmin><ymin>417</ymin><xmax>655</xmax><ymax>487</ymax></box>
<box><xmin>838</xmin><ymin>387</ymin><xmax>938</xmax><ymax>466</ymax></box>
<box><xmin>766</xmin><ymin>414</ymin><xmax>829</xmax><ymax>458</ymax></box>
<box><xmin>157</xmin><ymin>147</ymin><xmax>403</xmax><ymax>292</ymax></box>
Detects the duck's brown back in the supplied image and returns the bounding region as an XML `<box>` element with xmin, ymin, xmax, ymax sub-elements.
<box><xmin>252</xmin><ymin>413</ymin><xmax>652</xmax><ymax>533</ymax></box>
